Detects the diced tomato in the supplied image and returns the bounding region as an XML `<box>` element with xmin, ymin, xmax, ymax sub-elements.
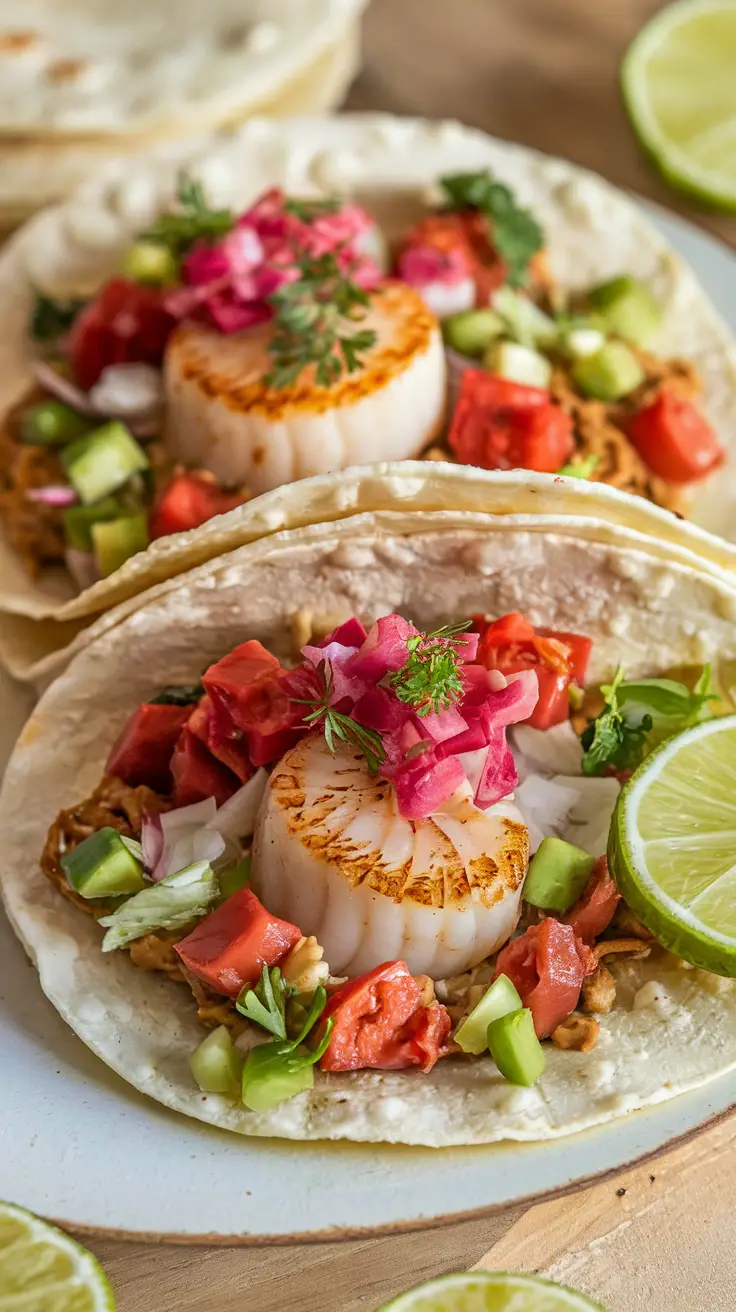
<box><xmin>564</xmin><ymin>855</ymin><xmax>621</xmax><ymax>944</ymax></box>
<box><xmin>448</xmin><ymin>370</ymin><xmax>574</xmax><ymax>474</ymax></box>
<box><xmin>319</xmin><ymin>961</ymin><xmax>451</xmax><ymax>1073</ymax></box>
<box><xmin>626</xmin><ymin>389</ymin><xmax>723</xmax><ymax>485</ymax></box>
<box><xmin>170</xmin><ymin>728</ymin><xmax>239</xmax><ymax>807</ymax></box>
<box><xmin>187</xmin><ymin>695</ymin><xmax>253</xmax><ymax>783</ymax></box>
<box><xmin>175</xmin><ymin>888</ymin><xmax>301</xmax><ymax>998</ymax></box>
<box><xmin>70</xmin><ymin>278</ymin><xmax>175</xmax><ymax>390</ymax></box>
<box><xmin>203</xmin><ymin>640</ymin><xmax>306</xmax><ymax>767</ymax></box>
<box><xmin>150</xmin><ymin>472</ymin><xmax>248</xmax><ymax>540</ymax></box>
<box><xmin>475</xmin><ymin>611</ymin><xmax>592</xmax><ymax>729</ymax></box>
<box><xmin>105</xmin><ymin>703</ymin><xmax>192</xmax><ymax>793</ymax></box>
<box><xmin>494</xmin><ymin>918</ymin><xmax>595</xmax><ymax>1038</ymax></box>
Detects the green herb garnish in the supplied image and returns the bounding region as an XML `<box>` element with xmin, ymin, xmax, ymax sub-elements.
<box><xmin>581</xmin><ymin>665</ymin><xmax>716</xmax><ymax>776</ymax></box>
<box><xmin>390</xmin><ymin>621</ymin><xmax>472</xmax><ymax>717</ymax></box>
<box><xmin>150</xmin><ymin>682</ymin><xmax>204</xmax><ymax>706</ymax></box>
<box><xmin>439</xmin><ymin>170</ymin><xmax>544</xmax><ymax>289</ymax></box>
<box><xmin>294</xmin><ymin>660</ymin><xmax>386</xmax><ymax>775</ymax></box>
<box><xmin>557</xmin><ymin>453</ymin><xmax>600</xmax><ymax>480</ymax></box>
<box><xmin>265</xmin><ymin>250</ymin><xmax>377</xmax><ymax>390</ymax></box>
<box><xmin>236</xmin><ymin>964</ymin><xmax>291</xmax><ymax>1039</ymax></box>
<box><xmin>141</xmin><ymin>173</ymin><xmax>235</xmax><ymax>258</ymax></box>
<box><xmin>240</xmin><ymin>985</ymin><xmax>334</xmax><ymax>1112</ymax></box>
<box><xmin>30</xmin><ymin>294</ymin><xmax>86</xmax><ymax>342</ymax></box>
<box><xmin>282</xmin><ymin>197</ymin><xmax>342</xmax><ymax>223</ymax></box>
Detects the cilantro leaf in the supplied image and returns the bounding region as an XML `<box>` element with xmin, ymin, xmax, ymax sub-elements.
<box><xmin>140</xmin><ymin>172</ymin><xmax>235</xmax><ymax>258</ymax></box>
<box><xmin>236</xmin><ymin>965</ymin><xmax>291</xmax><ymax>1039</ymax></box>
<box><xmin>282</xmin><ymin>197</ymin><xmax>342</xmax><ymax>223</ymax></box>
<box><xmin>265</xmin><ymin>249</ymin><xmax>377</xmax><ymax>391</ymax></box>
<box><xmin>581</xmin><ymin>665</ymin><xmax>716</xmax><ymax>776</ymax></box>
<box><xmin>439</xmin><ymin>170</ymin><xmax>544</xmax><ymax>288</ymax></box>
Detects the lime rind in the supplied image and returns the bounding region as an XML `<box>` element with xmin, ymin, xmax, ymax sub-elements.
<box><xmin>377</xmin><ymin>1270</ymin><xmax>607</xmax><ymax>1311</ymax></box>
<box><xmin>621</xmin><ymin>0</ymin><xmax>736</xmax><ymax>211</ymax></box>
<box><xmin>610</xmin><ymin>713</ymin><xmax>736</xmax><ymax>976</ymax></box>
<box><xmin>0</xmin><ymin>1201</ymin><xmax>114</xmax><ymax>1312</ymax></box>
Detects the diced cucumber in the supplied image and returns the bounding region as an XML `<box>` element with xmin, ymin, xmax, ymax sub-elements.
<box><xmin>523</xmin><ymin>836</ymin><xmax>594</xmax><ymax>913</ymax></box>
<box><xmin>218</xmin><ymin>856</ymin><xmax>252</xmax><ymax>902</ymax></box>
<box><xmin>571</xmin><ymin>342</ymin><xmax>645</xmax><ymax>401</ymax></box>
<box><xmin>61</xmin><ymin>826</ymin><xmax>145</xmax><ymax>899</ymax></box>
<box><xmin>21</xmin><ymin>401</ymin><xmax>91</xmax><ymax>447</ymax></box>
<box><xmin>587</xmin><ymin>275</ymin><xmax>661</xmax><ymax>347</ymax></box>
<box><xmin>454</xmin><ymin>973</ymin><xmax>523</xmax><ymax>1055</ymax></box>
<box><xmin>561</xmin><ymin>326</ymin><xmax>607</xmax><ymax>360</ymax></box>
<box><xmin>63</xmin><ymin>496</ymin><xmax>122</xmax><ymax>551</ymax></box>
<box><xmin>443</xmin><ymin>309</ymin><xmax>504</xmax><ymax>358</ymax></box>
<box><xmin>190</xmin><ymin>1025</ymin><xmax>243</xmax><ymax>1095</ymax></box>
<box><xmin>485</xmin><ymin>340</ymin><xmax>552</xmax><ymax>389</ymax></box>
<box><xmin>120</xmin><ymin>240</ymin><xmax>179</xmax><ymax>286</ymax></box>
<box><xmin>92</xmin><ymin>512</ymin><xmax>149</xmax><ymax>577</ymax></box>
<box><xmin>487</xmin><ymin>1007</ymin><xmax>546</xmax><ymax>1086</ymax></box>
<box><xmin>492</xmin><ymin>286</ymin><xmax>557</xmax><ymax>347</ymax></box>
<box><xmin>557</xmin><ymin>453</ymin><xmax>600</xmax><ymax>480</ymax></box>
<box><xmin>62</xmin><ymin>421</ymin><xmax>149</xmax><ymax>505</ymax></box>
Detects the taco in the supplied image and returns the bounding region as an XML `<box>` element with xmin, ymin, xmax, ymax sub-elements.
<box><xmin>2</xmin><ymin>469</ymin><xmax>736</xmax><ymax>1146</ymax></box>
<box><xmin>1</xmin><ymin>114</ymin><xmax>734</xmax><ymax>674</ymax></box>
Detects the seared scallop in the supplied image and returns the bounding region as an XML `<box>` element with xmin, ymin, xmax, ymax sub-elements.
<box><xmin>251</xmin><ymin>733</ymin><xmax>529</xmax><ymax>980</ymax></box>
<box><xmin>163</xmin><ymin>283</ymin><xmax>446</xmax><ymax>495</ymax></box>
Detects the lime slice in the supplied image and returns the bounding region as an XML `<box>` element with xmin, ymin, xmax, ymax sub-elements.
<box><xmin>378</xmin><ymin>1271</ymin><xmax>606</xmax><ymax>1311</ymax></box>
<box><xmin>0</xmin><ymin>1201</ymin><xmax>114</xmax><ymax>1312</ymax></box>
<box><xmin>621</xmin><ymin>0</ymin><xmax>736</xmax><ymax>210</ymax></box>
<box><xmin>610</xmin><ymin>714</ymin><xmax>736</xmax><ymax>975</ymax></box>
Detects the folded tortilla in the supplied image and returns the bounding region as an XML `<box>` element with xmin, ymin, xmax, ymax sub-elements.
<box><xmin>2</xmin><ymin>471</ymin><xmax>736</xmax><ymax>1146</ymax></box>
<box><xmin>1</xmin><ymin>113</ymin><xmax>735</xmax><ymax>675</ymax></box>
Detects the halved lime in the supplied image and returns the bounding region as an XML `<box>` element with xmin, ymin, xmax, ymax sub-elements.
<box><xmin>621</xmin><ymin>0</ymin><xmax>736</xmax><ymax>210</ymax></box>
<box><xmin>0</xmin><ymin>1201</ymin><xmax>114</xmax><ymax>1312</ymax></box>
<box><xmin>610</xmin><ymin>714</ymin><xmax>736</xmax><ymax>975</ymax></box>
<box><xmin>378</xmin><ymin>1271</ymin><xmax>606</xmax><ymax>1311</ymax></box>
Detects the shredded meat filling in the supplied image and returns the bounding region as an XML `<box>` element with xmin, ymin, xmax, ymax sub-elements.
<box><xmin>549</xmin><ymin>352</ymin><xmax>697</xmax><ymax>515</ymax></box>
<box><xmin>41</xmin><ymin>774</ymin><xmax>171</xmax><ymax>915</ymax></box>
<box><xmin>42</xmin><ymin>773</ymin><xmax>241</xmax><ymax>1029</ymax></box>
<box><xmin>0</xmin><ymin>396</ymin><xmax>68</xmax><ymax>572</ymax></box>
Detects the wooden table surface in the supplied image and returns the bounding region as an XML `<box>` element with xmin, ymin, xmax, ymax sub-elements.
<box><xmin>74</xmin><ymin>2</ymin><xmax>736</xmax><ymax>1307</ymax></box>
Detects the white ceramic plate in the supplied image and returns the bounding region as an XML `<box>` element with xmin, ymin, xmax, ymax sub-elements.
<box><xmin>0</xmin><ymin>202</ymin><xmax>735</xmax><ymax>1243</ymax></box>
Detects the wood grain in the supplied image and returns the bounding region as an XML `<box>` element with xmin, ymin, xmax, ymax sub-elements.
<box><xmin>62</xmin><ymin>2</ymin><xmax>736</xmax><ymax>1307</ymax></box>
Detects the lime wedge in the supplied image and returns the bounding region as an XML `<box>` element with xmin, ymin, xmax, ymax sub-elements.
<box><xmin>621</xmin><ymin>0</ymin><xmax>736</xmax><ymax>210</ymax></box>
<box><xmin>0</xmin><ymin>1202</ymin><xmax>114</xmax><ymax>1312</ymax></box>
<box><xmin>610</xmin><ymin>714</ymin><xmax>736</xmax><ymax>975</ymax></box>
<box><xmin>378</xmin><ymin>1271</ymin><xmax>606</xmax><ymax>1311</ymax></box>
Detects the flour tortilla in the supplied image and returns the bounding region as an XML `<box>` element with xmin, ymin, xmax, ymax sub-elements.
<box><xmin>0</xmin><ymin>1</ymin><xmax>366</xmax><ymax>138</ymax></box>
<box><xmin>1</xmin><ymin>501</ymin><xmax>736</xmax><ymax>1146</ymax></box>
<box><xmin>0</xmin><ymin>29</ymin><xmax>362</xmax><ymax>227</ymax></box>
<box><xmin>1</xmin><ymin>114</ymin><xmax>736</xmax><ymax>662</ymax></box>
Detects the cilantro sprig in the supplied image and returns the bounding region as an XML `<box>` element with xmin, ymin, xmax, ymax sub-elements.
<box><xmin>141</xmin><ymin>174</ymin><xmax>235</xmax><ymax>258</ymax></box>
<box><xmin>236</xmin><ymin>964</ymin><xmax>292</xmax><ymax>1039</ymax></box>
<box><xmin>240</xmin><ymin>984</ymin><xmax>334</xmax><ymax>1112</ymax></box>
<box><xmin>295</xmin><ymin>660</ymin><xmax>386</xmax><ymax>775</ymax></box>
<box><xmin>390</xmin><ymin>621</ymin><xmax>472</xmax><ymax>716</ymax></box>
<box><xmin>30</xmin><ymin>294</ymin><xmax>87</xmax><ymax>343</ymax></box>
<box><xmin>439</xmin><ymin>170</ymin><xmax>544</xmax><ymax>289</ymax></box>
<box><xmin>265</xmin><ymin>250</ymin><xmax>377</xmax><ymax>390</ymax></box>
<box><xmin>581</xmin><ymin>665</ymin><xmax>716</xmax><ymax>776</ymax></box>
<box><xmin>282</xmin><ymin>197</ymin><xmax>342</xmax><ymax>223</ymax></box>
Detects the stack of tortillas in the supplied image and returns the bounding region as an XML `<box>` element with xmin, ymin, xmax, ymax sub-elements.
<box><xmin>0</xmin><ymin>0</ymin><xmax>368</xmax><ymax>227</ymax></box>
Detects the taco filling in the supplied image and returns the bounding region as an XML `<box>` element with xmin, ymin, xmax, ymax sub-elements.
<box><xmin>40</xmin><ymin>607</ymin><xmax>730</xmax><ymax>1115</ymax></box>
<box><xmin>3</xmin><ymin>169</ymin><xmax>723</xmax><ymax>588</ymax></box>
